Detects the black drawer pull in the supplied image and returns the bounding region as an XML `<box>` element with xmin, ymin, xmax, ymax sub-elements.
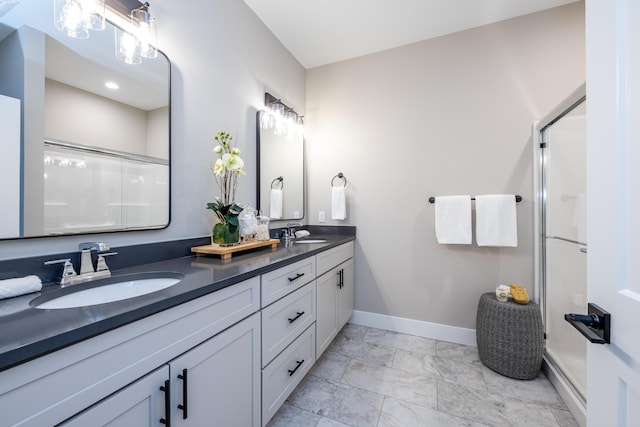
<box><xmin>177</xmin><ymin>368</ymin><xmax>188</xmax><ymax>419</ymax></box>
<box><xmin>288</xmin><ymin>359</ymin><xmax>305</xmax><ymax>376</ymax></box>
<box><xmin>159</xmin><ymin>380</ymin><xmax>171</xmax><ymax>426</ymax></box>
<box><xmin>288</xmin><ymin>272</ymin><xmax>305</xmax><ymax>282</ymax></box>
<box><xmin>288</xmin><ymin>311</ymin><xmax>305</xmax><ymax>323</ymax></box>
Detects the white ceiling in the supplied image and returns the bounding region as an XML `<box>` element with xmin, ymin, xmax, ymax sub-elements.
<box><xmin>243</xmin><ymin>0</ymin><xmax>580</xmax><ymax>69</ymax></box>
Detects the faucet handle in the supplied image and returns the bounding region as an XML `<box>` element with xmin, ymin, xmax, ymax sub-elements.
<box><xmin>96</xmin><ymin>252</ymin><xmax>118</xmax><ymax>272</ymax></box>
<box><xmin>44</xmin><ymin>258</ymin><xmax>78</xmax><ymax>282</ymax></box>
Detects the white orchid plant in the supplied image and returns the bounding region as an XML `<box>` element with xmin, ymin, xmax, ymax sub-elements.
<box><xmin>207</xmin><ymin>131</ymin><xmax>245</xmax><ymax>226</ymax></box>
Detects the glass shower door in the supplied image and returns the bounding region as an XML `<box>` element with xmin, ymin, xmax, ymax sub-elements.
<box><xmin>541</xmin><ymin>99</ymin><xmax>587</xmax><ymax>401</ymax></box>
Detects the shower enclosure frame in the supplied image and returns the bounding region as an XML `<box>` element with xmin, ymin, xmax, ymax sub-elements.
<box><xmin>533</xmin><ymin>82</ymin><xmax>586</xmax><ymax>427</ymax></box>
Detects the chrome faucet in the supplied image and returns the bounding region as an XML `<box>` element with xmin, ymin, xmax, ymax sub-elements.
<box><xmin>282</xmin><ymin>222</ymin><xmax>304</xmax><ymax>240</ymax></box>
<box><xmin>44</xmin><ymin>242</ymin><xmax>117</xmax><ymax>287</ymax></box>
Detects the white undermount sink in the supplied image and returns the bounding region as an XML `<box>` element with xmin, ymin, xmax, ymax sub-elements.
<box><xmin>32</xmin><ymin>272</ymin><xmax>184</xmax><ymax>310</ymax></box>
<box><xmin>294</xmin><ymin>239</ymin><xmax>327</xmax><ymax>244</ymax></box>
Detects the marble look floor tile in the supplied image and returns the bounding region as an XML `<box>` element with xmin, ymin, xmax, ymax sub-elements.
<box><xmin>310</xmin><ymin>350</ymin><xmax>351</xmax><ymax>381</ymax></box>
<box><xmin>336</xmin><ymin>323</ymin><xmax>369</xmax><ymax>341</ymax></box>
<box><xmin>435</xmin><ymin>341</ymin><xmax>480</xmax><ymax>362</ymax></box>
<box><xmin>393</xmin><ymin>349</ymin><xmax>487</xmax><ymax>390</ymax></box>
<box><xmin>438</xmin><ymin>381</ymin><xmax>560</xmax><ymax>427</ymax></box>
<box><xmin>378</xmin><ymin>397</ymin><xmax>489</xmax><ymax>427</ymax></box>
<box><xmin>481</xmin><ymin>365</ymin><xmax>567</xmax><ymax>409</ymax></box>
<box><xmin>286</xmin><ymin>374</ymin><xmax>384</xmax><ymax>427</ymax></box>
<box><xmin>363</xmin><ymin>329</ymin><xmax>437</xmax><ymax>355</ymax></box>
<box><xmin>329</xmin><ymin>335</ymin><xmax>396</xmax><ymax>367</ymax></box>
<box><xmin>551</xmin><ymin>408</ymin><xmax>580</xmax><ymax>427</ymax></box>
<box><xmin>316</xmin><ymin>417</ymin><xmax>352</xmax><ymax>427</ymax></box>
<box><xmin>341</xmin><ymin>359</ymin><xmax>438</xmax><ymax>409</ymax></box>
<box><xmin>267</xmin><ymin>403</ymin><xmax>321</xmax><ymax>427</ymax></box>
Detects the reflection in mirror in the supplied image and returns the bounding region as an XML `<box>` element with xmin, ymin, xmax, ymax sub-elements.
<box><xmin>257</xmin><ymin>111</ymin><xmax>304</xmax><ymax>220</ymax></box>
<box><xmin>0</xmin><ymin>2</ymin><xmax>170</xmax><ymax>238</ymax></box>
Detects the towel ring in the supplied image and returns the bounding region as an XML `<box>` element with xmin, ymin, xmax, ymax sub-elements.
<box><xmin>271</xmin><ymin>176</ymin><xmax>284</xmax><ymax>190</ymax></box>
<box><xmin>331</xmin><ymin>172</ymin><xmax>347</xmax><ymax>187</ymax></box>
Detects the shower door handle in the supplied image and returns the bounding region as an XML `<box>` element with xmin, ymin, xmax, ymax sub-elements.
<box><xmin>564</xmin><ymin>303</ymin><xmax>610</xmax><ymax>344</ymax></box>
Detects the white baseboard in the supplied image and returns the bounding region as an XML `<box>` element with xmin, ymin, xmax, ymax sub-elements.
<box><xmin>349</xmin><ymin>310</ymin><xmax>477</xmax><ymax>347</ymax></box>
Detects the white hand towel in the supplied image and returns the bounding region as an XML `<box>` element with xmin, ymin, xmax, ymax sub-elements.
<box><xmin>331</xmin><ymin>186</ymin><xmax>347</xmax><ymax>220</ymax></box>
<box><xmin>270</xmin><ymin>188</ymin><xmax>283</xmax><ymax>219</ymax></box>
<box><xmin>475</xmin><ymin>194</ymin><xmax>518</xmax><ymax>247</ymax></box>
<box><xmin>0</xmin><ymin>275</ymin><xmax>42</xmax><ymax>300</ymax></box>
<box><xmin>435</xmin><ymin>196</ymin><xmax>472</xmax><ymax>244</ymax></box>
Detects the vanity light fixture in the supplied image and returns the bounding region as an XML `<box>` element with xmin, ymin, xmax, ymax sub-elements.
<box><xmin>54</xmin><ymin>0</ymin><xmax>159</xmax><ymax>64</ymax></box>
<box><xmin>54</xmin><ymin>0</ymin><xmax>105</xmax><ymax>39</ymax></box>
<box><xmin>261</xmin><ymin>92</ymin><xmax>304</xmax><ymax>138</ymax></box>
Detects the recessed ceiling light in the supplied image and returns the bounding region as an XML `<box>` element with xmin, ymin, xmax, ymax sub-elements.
<box><xmin>105</xmin><ymin>81</ymin><xmax>120</xmax><ymax>90</ymax></box>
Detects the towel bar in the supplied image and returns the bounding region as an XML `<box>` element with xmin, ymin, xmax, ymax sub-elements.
<box><xmin>428</xmin><ymin>195</ymin><xmax>522</xmax><ymax>204</ymax></box>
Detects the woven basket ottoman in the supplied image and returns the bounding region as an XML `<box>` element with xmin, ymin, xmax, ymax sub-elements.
<box><xmin>476</xmin><ymin>292</ymin><xmax>544</xmax><ymax>380</ymax></box>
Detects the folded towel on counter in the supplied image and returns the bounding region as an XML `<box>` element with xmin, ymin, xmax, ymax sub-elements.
<box><xmin>331</xmin><ymin>186</ymin><xmax>347</xmax><ymax>220</ymax></box>
<box><xmin>475</xmin><ymin>194</ymin><xmax>518</xmax><ymax>247</ymax></box>
<box><xmin>270</xmin><ymin>188</ymin><xmax>283</xmax><ymax>219</ymax></box>
<box><xmin>0</xmin><ymin>275</ymin><xmax>42</xmax><ymax>300</ymax></box>
<box><xmin>295</xmin><ymin>230</ymin><xmax>310</xmax><ymax>238</ymax></box>
<box><xmin>435</xmin><ymin>196</ymin><xmax>472</xmax><ymax>244</ymax></box>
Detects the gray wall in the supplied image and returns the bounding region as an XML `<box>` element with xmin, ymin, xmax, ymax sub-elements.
<box><xmin>304</xmin><ymin>3</ymin><xmax>585</xmax><ymax>329</ymax></box>
<box><xmin>0</xmin><ymin>0</ymin><xmax>305</xmax><ymax>258</ymax></box>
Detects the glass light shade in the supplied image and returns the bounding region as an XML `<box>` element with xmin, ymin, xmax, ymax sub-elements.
<box><xmin>54</xmin><ymin>0</ymin><xmax>89</xmax><ymax>39</ymax></box>
<box><xmin>115</xmin><ymin>26</ymin><xmax>142</xmax><ymax>65</ymax></box>
<box><xmin>260</xmin><ymin>110</ymin><xmax>274</xmax><ymax>129</ymax></box>
<box><xmin>131</xmin><ymin>8</ymin><xmax>158</xmax><ymax>59</ymax></box>
<box><xmin>84</xmin><ymin>0</ymin><xmax>105</xmax><ymax>31</ymax></box>
<box><xmin>272</xmin><ymin>101</ymin><xmax>285</xmax><ymax>118</ymax></box>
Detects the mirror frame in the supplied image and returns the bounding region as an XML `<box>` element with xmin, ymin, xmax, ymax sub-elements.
<box><xmin>0</xmin><ymin>20</ymin><xmax>172</xmax><ymax>240</ymax></box>
<box><xmin>256</xmin><ymin>110</ymin><xmax>305</xmax><ymax>221</ymax></box>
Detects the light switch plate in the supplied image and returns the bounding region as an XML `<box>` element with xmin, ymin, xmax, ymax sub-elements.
<box><xmin>318</xmin><ymin>211</ymin><xmax>325</xmax><ymax>223</ymax></box>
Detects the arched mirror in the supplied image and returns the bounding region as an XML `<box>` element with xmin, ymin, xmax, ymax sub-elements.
<box><xmin>0</xmin><ymin>1</ymin><xmax>170</xmax><ymax>239</ymax></box>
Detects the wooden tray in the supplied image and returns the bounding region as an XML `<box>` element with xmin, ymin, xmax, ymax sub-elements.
<box><xmin>191</xmin><ymin>239</ymin><xmax>280</xmax><ymax>260</ymax></box>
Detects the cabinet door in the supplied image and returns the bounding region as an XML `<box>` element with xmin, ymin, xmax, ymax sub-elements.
<box><xmin>60</xmin><ymin>366</ymin><xmax>170</xmax><ymax>426</ymax></box>
<box><xmin>170</xmin><ymin>312</ymin><xmax>261</xmax><ymax>427</ymax></box>
<box><xmin>316</xmin><ymin>266</ymin><xmax>339</xmax><ymax>358</ymax></box>
<box><xmin>337</xmin><ymin>258</ymin><xmax>354</xmax><ymax>329</ymax></box>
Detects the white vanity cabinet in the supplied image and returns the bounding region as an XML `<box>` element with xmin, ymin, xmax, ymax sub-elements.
<box><xmin>0</xmin><ymin>277</ymin><xmax>260</xmax><ymax>427</ymax></box>
<box><xmin>0</xmin><ymin>238</ymin><xmax>355</xmax><ymax>427</ymax></box>
<box><xmin>316</xmin><ymin>242</ymin><xmax>354</xmax><ymax>358</ymax></box>
<box><xmin>62</xmin><ymin>313</ymin><xmax>261</xmax><ymax>427</ymax></box>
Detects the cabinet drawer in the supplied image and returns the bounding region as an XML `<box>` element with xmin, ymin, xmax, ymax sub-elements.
<box><xmin>262</xmin><ymin>282</ymin><xmax>316</xmax><ymax>367</ymax></box>
<box><xmin>262</xmin><ymin>324</ymin><xmax>315</xmax><ymax>426</ymax></box>
<box><xmin>261</xmin><ymin>258</ymin><xmax>315</xmax><ymax>307</ymax></box>
<box><xmin>316</xmin><ymin>241</ymin><xmax>353</xmax><ymax>277</ymax></box>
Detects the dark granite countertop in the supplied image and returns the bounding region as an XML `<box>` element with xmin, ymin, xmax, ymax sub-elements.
<box><xmin>0</xmin><ymin>232</ymin><xmax>354</xmax><ymax>372</ymax></box>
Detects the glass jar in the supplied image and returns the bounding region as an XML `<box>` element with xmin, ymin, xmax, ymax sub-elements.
<box><xmin>255</xmin><ymin>214</ymin><xmax>270</xmax><ymax>241</ymax></box>
<box><xmin>239</xmin><ymin>207</ymin><xmax>257</xmax><ymax>243</ymax></box>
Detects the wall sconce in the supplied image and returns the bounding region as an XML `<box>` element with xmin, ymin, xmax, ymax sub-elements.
<box><xmin>54</xmin><ymin>0</ymin><xmax>158</xmax><ymax>64</ymax></box>
<box><xmin>261</xmin><ymin>92</ymin><xmax>304</xmax><ymax>138</ymax></box>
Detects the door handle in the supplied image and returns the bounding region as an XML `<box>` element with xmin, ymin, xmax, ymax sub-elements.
<box><xmin>564</xmin><ymin>302</ymin><xmax>610</xmax><ymax>344</ymax></box>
